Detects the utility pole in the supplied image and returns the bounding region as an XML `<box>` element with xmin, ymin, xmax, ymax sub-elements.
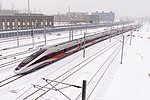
<box><xmin>82</xmin><ymin>80</ymin><xmax>87</xmax><ymax>100</ymax></box>
<box><xmin>83</xmin><ymin>31</ymin><xmax>86</xmax><ymax>58</ymax></box>
<box><xmin>0</xmin><ymin>0</ymin><xmax>2</xmax><ymax>10</ymax></box>
<box><xmin>44</xmin><ymin>19</ymin><xmax>46</xmax><ymax>46</ymax></box>
<box><xmin>15</xmin><ymin>19</ymin><xmax>19</xmax><ymax>46</ymax></box>
<box><xmin>120</xmin><ymin>35</ymin><xmax>125</xmax><ymax>64</ymax></box>
<box><xmin>68</xmin><ymin>6</ymin><xmax>72</xmax><ymax>41</ymax></box>
<box><xmin>71</xmin><ymin>26</ymin><xmax>73</xmax><ymax>40</ymax></box>
<box><xmin>31</xmin><ymin>29</ymin><xmax>34</xmax><ymax>48</ymax></box>
<box><xmin>28</xmin><ymin>0</ymin><xmax>30</xmax><ymax>16</ymax></box>
<box><xmin>33</xmin><ymin>20</ymin><xmax>38</xmax><ymax>48</ymax></box>
<box><xmin>11</xmin><ymin>2</ymin><xmax>14</xmax><ymax>14</ymax></box>
<box><xmin>122</xmin><ymin>23</ymin><xmax>124</xmax><ymax>31</ymax></box>
<box><xmin>130</xmin><ymin>31</ymin><xmax>133</xmax><ymax>45</ymax></box>
<box><xmin>109</xmin><ymin>26</ymin><xmax>112</xmax><ymax>43</ymax></box>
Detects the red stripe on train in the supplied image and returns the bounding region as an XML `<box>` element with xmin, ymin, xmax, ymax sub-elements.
<box><xmin>53</xmin><ymin>53</ymin><xmax>66</xmax><ymax>58</ymax></box>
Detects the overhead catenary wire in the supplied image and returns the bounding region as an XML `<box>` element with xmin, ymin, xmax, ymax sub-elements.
<box><xmin>75</xmin><ymin>36</ymin><xmax>129</xmax><ymax>100</ymax></box>
<box><xmin>22</xmin><ymin>38</ymin><xmax>120</xmax><ymax>100</ymax></box>
<box><xmin>31</xmin><ymin>37</ymin><xmax>124</xmax><ymax>100</ymax></box>
<box><xmin>18</xmin><ymin>24</ymin><xmax>141</xmax><ymax>99</ymax></box>
<box><xmin>16</xmin><ymin>37</ymin><xmax>120</xmax><ymax>100</ymax></box>
<box><xmin>87</xmin><ymin>37</ymin><xmax>128</xmax><ymax>100</ymax></box>
<box><xmin>23</xmin><ymin>26</ymin><xmax>138</xmax><ymax>99</ymax></box>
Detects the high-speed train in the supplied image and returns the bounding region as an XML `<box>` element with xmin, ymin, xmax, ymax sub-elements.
<box><xmin>14</xmin><ymin>25</ymin><xmax>141</xmax><ymax>74</ymax></box>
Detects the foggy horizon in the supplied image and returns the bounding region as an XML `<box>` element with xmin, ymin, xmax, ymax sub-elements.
<box><xmin>0</xmin><ymin>0</ymin><xmax>149</xmax><ymax>17</ymax></box>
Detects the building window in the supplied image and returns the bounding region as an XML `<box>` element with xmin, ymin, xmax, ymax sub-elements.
<box><xmin>12</xmin><ymin>22</ymin><xmax>15</xmax><ymax>26</ymax></box>
<box><xmin>32</xmin><ymin>22</ymin><xmax>34</xmax><ymax>26</ymax></box>
<box><xmin>49</xmin><ymin>21</ymin><xmax>51</xmax><ymax>26</ymax></box>
<box><xmin>22</xmin><ymin>19</ymin><xmax>25</xmax><ymax>26</ymax></box>
<box><xmin>27</xmin><ymin>22</ymin><xmax>30</xmax><ymax>26</ymax></box>
<box><xmin>12</xmin><ymin>19</ymin><xmax>15</xmax><ymax>27</ymax></box>
<box><xmin>7</xmin><ymin>19</ymin><xmax>10</xmax><ymax>27</ymax></box>
<box><xmin>7</xmin><ymin>22</ymin><xmax>10</xmax><ymax>26</ymax></box>
<box><xmin>45</xmin><ymin>20</ymin><xmax>48</xmax><ymax>26</ymax></box>
<box><xmin>2</xmin><ymin>19</ymin><xmax>5</xmax><ymax>30</ymax></box>
<box><xmin>23</xmin><ymin>22</ymin><xmax>25</xmax><ymax>26</ymax></box>
<box><xmin>18</xmin><ymin>22</ymin><xmax>21</xmax><ymax>26</ymax></box>
<box><xmin>41</xmin><ymin>22</ymin><xmax>43</xmax><ymax>26</ymax></box>
<box><xmin>27</xmin><ymin>19</ymin><xmax>30</xmax><ymax>26</ymax></box>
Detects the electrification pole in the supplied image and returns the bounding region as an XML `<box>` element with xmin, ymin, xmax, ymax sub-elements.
<box><xmin>71</xmin><ymin>26</ymin><xmax>73</xmax><ymax>40</ymax></box>
<box><xmin>109</xmin><ymin>26</ymin><xmax>112</xmax><ymax>42</ymax></box>
<box><xmin>44</xmin><ymin>19</ymin><xmax>46</xmax><ymax>46</ymax></box>
<box><xmin>130</xmin><ymin>31</ymin><xmax>133</xmax><ymax>45</ymax></box>
<box><xmin>15</xmin><ymin>19</ymin><xmax>19</xmax><ymax>46</ymax></box>
<box><xmin>68</xmin><ymin>6</ymin><xmax>71</xmax><ymax>41</ymax></box>
<box><xmin>120</xmin><ymin>35</ymin><xmax>125</xmax><ymax>64</ymax></box>
<box><xmin>82</xmin><ymin>80</ymin><xmax>87</xmax><ymax>100</ymax></box>
<box><xmin>83</xmin><ymin>32</ymin><xmax>86</xmax><ymax>58</ymax></box>
<box><xmin>122</xmin><ymin>23</ymin><xmax>124</xmax><ymax>31</ymax></box>
<box><xmin>31</xmin><ymin>29</ymin><xmax>34</xmax><ymax>48</ymax></box>
<box><xmin>28</xmin><ymin>0</ymin><xmax>30</xmax><ymax>16</ymax></box>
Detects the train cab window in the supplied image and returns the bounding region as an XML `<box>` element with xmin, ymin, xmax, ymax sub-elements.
<box><xmin>31</xmin><ymin>49</ymin><xmax>47</xmax><ymax>58</ymax></box>
<box><xmin>21</xmin><ymin>56</ymin><xmax>33</xmax><ymax>64</ymax></box>
<box><xmin>17</xmin><ymin>49</ymin><xmax>47</xmax><ymax>68</ymax></box>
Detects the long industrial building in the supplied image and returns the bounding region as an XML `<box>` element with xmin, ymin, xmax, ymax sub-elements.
<box><xmin>0</xmin><ymin>14</ymin><xmax>54</xmax><ymax>30</ymax></box>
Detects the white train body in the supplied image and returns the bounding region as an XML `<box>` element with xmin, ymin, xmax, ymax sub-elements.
<box><xmin>14</xmin><ymin>25</ymin><xmax>140</xmax><ymax>74</ymax></box>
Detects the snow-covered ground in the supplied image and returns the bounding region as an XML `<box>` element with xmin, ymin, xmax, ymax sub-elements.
<box><xmin>0</xmin><ymin>23</ymin><xmax>146</xmax><ymax>100</ymax></box>
<box><xmin>103</xmin><ymin>23</ymin><xmax>150</xmax><ymax>100</ymax></box>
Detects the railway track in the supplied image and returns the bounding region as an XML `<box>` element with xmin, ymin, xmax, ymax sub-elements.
<box><xmin>17</xmin><ymin>36</ymin><xmax>122</xmax><ymax>100</ymax></box>
<box><xmin>0</xmin><ymin>57</ymin><xmax>26</xmax><ymax>69</ymax></box>
<box><xmin>0</xmin><ymin>49</ymin><xmax>36</xmax><ymax>60</ymax></box>
<box><xmin>0</xmin><ymin>75</ymin><xmax>24</xmax><ymax>88</ymax></box>
<box><xmin>87</xmin><ymin>46</ymin><xmax>121</xmax><ymax>100</ymax></box>
<box><xmin>0</xmin><ymin>25</ymin><xmax>141</xmax><ymax>99</ymax></box>
<box><xmin>30</xmin><ymin>42</ymin><xmax>123</xmax><ymax>100</ymax></box>
<box><xmin>76</xmin><ymin>37</ymin><xmax>129</xmax><ymax>100</ymax></box>
<box><xmin>0</xmin><ymin>35</ymin><xmax>119</xmax><ymax>90</ymax></box>
<box><xmin>21</xmin><ymin>32</ymin><xmax>132</xmax><ymax>100</ymax></box>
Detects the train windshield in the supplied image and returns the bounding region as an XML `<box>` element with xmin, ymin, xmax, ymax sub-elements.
<box><xmin>21</xmin><ymin>56</ymin><xmax>34</xmax><ymax>64</ymax></box>
<box><xmin>16</xmin><ymin>49</ymin><xmax>47</xmax><ymax>70</ymax></box>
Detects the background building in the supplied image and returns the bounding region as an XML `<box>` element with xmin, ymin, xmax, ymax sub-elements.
<box><xmin>0</xmin><ymin>9</ymin><xmax>54</xmax><ymax>30</ymax></box>
<box><xmin>54</xmin><ymin>11</ymin><xmax>115</xmax><ymax>25</ymax></box>
<box><xmin>91</xmin><ymin>11</ymin><xmax>115</xmax><ymax>22</ymax></box>
<box><xmin>0</xmin><ymin>9</ymin><xmax>19</xmax><ymax>15</ymax></box>
<box><xmin>0</xmin><ymin>14</ymin><xmax>54</xmax><ymax>30</ymax></box>
<box><xmin>54</xmin><ymin>12</ymin><xmax>88</xmax><ymax>25</ymax></box>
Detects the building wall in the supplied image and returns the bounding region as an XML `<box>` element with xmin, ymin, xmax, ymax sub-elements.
<box><xmin>91</xmin><ymin>11</ymin><xmax>115</xmax><ymax>22</ymax></box>
<box><xmin>0</xmin><ymin>15</ymin><xmax>54</xmax><ymax>30</ymax></box>
<box><xmin>54</xmin><ymin>11</ymin><xmax>115</xmax><ymax>24</ymax></box>
<box><xmin>54</xmin><ymin>12</ymin><xmax>89</xmax><ymax>23</ymax></box>
<box><xmin>0</xmin><ymin>9</ymin><xmax>19</xmax><ymax>15</ymax></box>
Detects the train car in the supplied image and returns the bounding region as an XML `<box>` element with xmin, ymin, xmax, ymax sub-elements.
<box><xmin>14</xmin><ymin>25</ymin><xmax>141</xmax><ymax>74</ymax></box>
<box><xmin>14</xmin><ymin>29</ymin><xmax>111</xmax><ymax>74</ymax></box>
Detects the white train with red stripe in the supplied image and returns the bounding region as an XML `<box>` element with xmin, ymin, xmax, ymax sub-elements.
<box><xmin>14</xmin><ymin>25</ymin><xmax>140</xmax><ymax>74</ymax></box>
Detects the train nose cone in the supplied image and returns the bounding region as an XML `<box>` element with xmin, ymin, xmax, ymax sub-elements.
<box><xmin>14</xmin><ymin>67</ymin><xmax>21</xmax><ymax>74</ymax></box>
<box><xmin>15</xmin><ymin>67</ymin><xmax>19</xmax><ymax>70</ymax></box>
<box><xmin>14</xmin><ymin>69</ymin><xmax>19</xmax><ymax>74</ymax></box>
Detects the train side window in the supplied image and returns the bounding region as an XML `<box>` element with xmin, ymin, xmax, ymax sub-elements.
<box><xmin>64</xmin><ymin>49</ymin><xmax>66</xmax><ymax>52</ymax></box>
<box><xmin>82</xmin><ymin>42</ymin><xmax>84</xmax><ymax>45</ymax></box>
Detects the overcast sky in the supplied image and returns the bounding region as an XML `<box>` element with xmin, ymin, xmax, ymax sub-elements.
<box><xmin>0</xmin><ymin>0</ymin><xmax>149</xmax><ymax>17</ymax></box>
